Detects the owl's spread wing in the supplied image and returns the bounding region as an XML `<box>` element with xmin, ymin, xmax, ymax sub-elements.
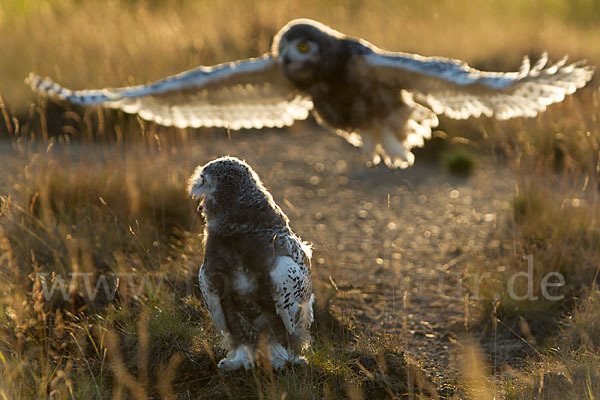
<box><xmin>28</xmin><ymin>55</ymin><xmax>313</xmax><ymax>130</ymax></box>
<box><xmin>270</xmin><ymin>253</ymin><xmax>314</xmax><ymax>336</ymax></box>
<box><xmin>363</xmin><ymin>51</ymin><xmax>594</xmax><ymax>120</ymax></box>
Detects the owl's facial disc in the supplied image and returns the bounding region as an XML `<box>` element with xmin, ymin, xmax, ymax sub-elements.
<box><xmin>278</xmin><ymin>38</ymin><xmax>320</xmax><ymax>81</ymax></box>
<box><xmin>187</xmin><ymin>168</ymin><xmax>215</xmax><ymax>210</ymax></box>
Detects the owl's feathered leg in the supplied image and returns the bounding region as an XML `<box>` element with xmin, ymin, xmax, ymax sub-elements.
<box><xmin>217</xmin><ymin>309</ymin><xmax>259</xmax><ymax>370</ymax></box>
<box><xmin>218</xmin><ymin>345</ymin><xmax>256</xmax><ymax>370</ymax></box>
<box><xmin>381</xmin><ymin>128</ymin><xmax>415</xmax><ymax>168</ymax></box>
<box><xmin>201</xmin><ymin>265</ymin><xmax>260</xmax><ymax>371</ymax></box>
<box><xmin>265</xmin><ymin>342</ymin><xmax>291</xmax><ymax>370</ymax></box>
<box><xmin>361</xmin><ymin>134</ymin><xmax>382</xmax><ymax>167</ymax></box>
<box><xmin>378</xmin><ymin>94</ymin><xmax>439</xmax><ymax>168</ymax></box>
<box><xmin>258</xmin><ymin>342</ymin><xmax>307</xmax><ymax>370</ymax></box>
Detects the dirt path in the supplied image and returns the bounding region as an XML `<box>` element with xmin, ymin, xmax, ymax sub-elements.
<box><xmin>179</xmin><ymin>124</ymin><xmax>518</xmax><ymax>384</ymax></box>
<box><xmin>1</xmin><ymin>123</ymin><xmax>518</xmax><ymax>387</ymax></box>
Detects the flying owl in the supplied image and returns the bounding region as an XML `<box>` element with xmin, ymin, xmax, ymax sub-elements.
<box><xmin>29</xmin><ymin>19</ymin><xmax>593</xmax><ymax>168</ymax></box>
<box><xmin>188</xmin><ymin>156</ymin><xmax>313</xmax><ymax>370</ymax></box>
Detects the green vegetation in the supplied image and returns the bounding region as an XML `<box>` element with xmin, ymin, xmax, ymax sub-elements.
<box><xmin>442</xmin><ymin>147</ymin><xmax>477</xmax><ymax>176</ymax></box>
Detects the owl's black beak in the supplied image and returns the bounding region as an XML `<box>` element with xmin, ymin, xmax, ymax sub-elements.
<box><xmin>196</xmin><ymin>196</ymin><xmax>206</xmax><ymax>213</ymax></box>
<box><xmin>282</xmin><ymin>55</ymin><xmax>292</xmax><ymax>66</ymax></box>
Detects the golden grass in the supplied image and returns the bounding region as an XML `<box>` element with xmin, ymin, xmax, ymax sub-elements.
<box><xmin>2</xmin><ymin>0</ymin><xmax>600</xmax><ymax>398</ymax></box>
<box><xmin>3</xmin><ymin>0</ymin><xmax>600</xmax><ymax>110</ymax></box>
<box><xmin>466</xmin><ymin>96</ymin><xmax>600</xmax><ymax>397</ymax></box>
<box><xmin>0</xmin><ymin>141</ymin><xmax>440</xmax><ymax>398</ymax></box>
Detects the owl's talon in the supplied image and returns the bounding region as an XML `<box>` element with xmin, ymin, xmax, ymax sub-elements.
<box><xmin>218</xmin><ymin>344</ymin><xmax>256</xmax><ymax>371</ymax></box>
<box><xmin>217</xmin><ymin>359</ymin><xmax>236</xmax><ymax>370</ymax></box>
<box><xmin>218</xmin><ymin>357</ymin><xmax>256</xmax><ymax>371</ymax></box>
<box><xmin>293</xmin><ymin>356</ymin><xmax>307</xmax><ymax>364</ymax></box>
<box><xmin>290</xmin><ymin>356</ymin><xmax>308</xmax><ymax>367</ymax></box>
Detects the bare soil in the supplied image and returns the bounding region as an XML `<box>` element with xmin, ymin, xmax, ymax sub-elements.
<box><xmin>181</xmin><ymin>122</ymin><xmax>521</xmax><ymax>385</ymax></box>
<box><xmin>1</xmin><ymin>120</ymin><xmax>522</xmax><ymax>391</ymax></box>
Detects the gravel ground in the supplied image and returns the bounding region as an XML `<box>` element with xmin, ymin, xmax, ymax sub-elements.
<box><xmin>181</xmin><ymin>123</ymin><xmax>520</xmax><ymax>385</ymax></box>
<box><xmin>0</xmin><ymin>122</ymin><xmax>520</xmax><ymax>386</ymax></box>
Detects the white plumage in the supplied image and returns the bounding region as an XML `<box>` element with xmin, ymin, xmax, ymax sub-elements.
<box><xmin>270</xmin><ymin>251</ymin><xmax>314</xmax><ymax>337</ymax></box>
<box><xmin>365</xmin><ymin>51</ymin><xmax>591</xmax><ymax>120</ymax></box>
<box><xmin>29</xmin><ymin>56</ymin><xmax>313</xmax><ymax>130</ymax></box>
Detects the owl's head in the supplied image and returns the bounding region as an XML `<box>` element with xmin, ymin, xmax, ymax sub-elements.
<box><xmin>272</xmin><ymin>19</ymin><xmax>345</xmax><ymax>85</ymax></box>
<box><xmin>188</xmin><ymin>156</ymin><xmax>266</xmax><ymax>214</ymax></box>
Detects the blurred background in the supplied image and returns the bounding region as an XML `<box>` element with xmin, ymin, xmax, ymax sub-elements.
<box><xmin>2</xmin><ymin>0</ymin><xmax>600</xmax><ymax>110</ymax></box>
<box><xmin>1</xmin><ymin>1</ymin><xmax>600</xmax><ymax>399</ymax></box>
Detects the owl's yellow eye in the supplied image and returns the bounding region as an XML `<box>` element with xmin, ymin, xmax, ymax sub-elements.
<box><xmin>297</xmin><ymin>42</ymin><xmax>310</xmax><ymax>53</ymax></box>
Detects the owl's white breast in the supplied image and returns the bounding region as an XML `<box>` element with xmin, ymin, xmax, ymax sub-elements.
<box><xmin>232</xmin><ymin>267</ymin><xmax>257</xmax><ymax>295</ymax></box>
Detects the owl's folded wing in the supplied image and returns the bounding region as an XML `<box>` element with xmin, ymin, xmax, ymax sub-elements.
<box><xmin>28</xmin><ymin>55</ymin><xmax>313</xmax><ymax>130</ymax></box>
<box><xmin>363</xmin><ymin>51</ymin><xmax>593</xmax><ymax>120</ymax></box>
<box><xmin>270</xmin><ymin>255</ymin><xmax>314</xmax><ymax>337</ymax></box>
<box><xmin>198</xmin><ymin>264</ymin><xmax>228</xmax><ymax>337</ymax></box>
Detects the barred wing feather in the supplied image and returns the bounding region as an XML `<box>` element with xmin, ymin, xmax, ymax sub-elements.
<box><xmin>364</xmin><ymin>51</ymin><xmax>594</xmax><ymax>120</ymax></box>
<box><xmin>270</xmin><ymin>252</ymin><xmax>313</xmax><ymax>338</ymax></box>
<box><xmin>28</xmin><ymin>56</ymin><xmax>313</xmax><ymax>130</ymax></box>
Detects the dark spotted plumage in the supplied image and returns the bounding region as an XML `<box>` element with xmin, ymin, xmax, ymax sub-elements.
<box><xmin>188</xmin><ymin>157</ymin><xmax>313</xmax><ymax>370</ymax></box>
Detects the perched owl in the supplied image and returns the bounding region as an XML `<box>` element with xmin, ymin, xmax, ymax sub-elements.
<box><xmin>188</xmin><ymin>156</ymin><xmax>313</xmax><ymax>370</ymax></box>
<box><xmin>29</xmin><ymin>19</ymin><xmax>593</xmax><ymax>168</ymax></box>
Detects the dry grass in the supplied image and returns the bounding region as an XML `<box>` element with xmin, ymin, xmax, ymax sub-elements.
<box><xmin>466</xmin><ymin>94</ymin><xmax>600</xmax><ymax>397</ymax></box>
<box><xmin>0</xmin><ymin>134</ymin><xmax>440</xmax><ymax>398</ymax></box>
<box><xmin>3</xmin><ymin>0</ymin><xmax>600</xmax><ymax>109</ymax></box>
<box><xmin>1</xmin><ymin>0</ymin><xmax>600</xmax><ymax>398</ymax></box>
